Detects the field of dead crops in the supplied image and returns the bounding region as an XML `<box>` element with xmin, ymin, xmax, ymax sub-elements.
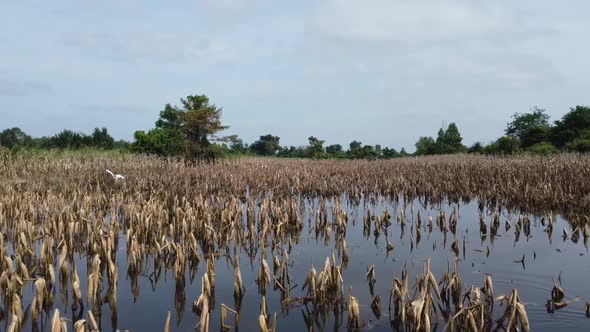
<box><xmin>1</xmin><ymin>153</ymin><xmax>590</xmax><ymax>331</ymax></box>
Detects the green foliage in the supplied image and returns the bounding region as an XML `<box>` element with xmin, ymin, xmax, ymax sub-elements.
<box><xmin>415</xmin><ymin>136</ymin><xmax>436</xmax><ymax>155</ymax></box>
<box><xmin>156</xmin><ymin>104</ymin><xmax>183</xmax><ymax>130</ymax></box>
<box><xmin>526</xmin><ymin>142</ymin><xmax>558</xmax><ymax>155</ymax></box>
<box><xmin>520</xmin><ymin>125</ymin><xmax>550</xmax><ymax>148</ymax></box>
<box><xmin>382</xmin><ymin>147</ymin><xmax>399</xmax><ymax>158</ymax></box>
<box><xmin>277</xmin><ymin>146</ymin><xmax>307</xmax><ymax>158</ymax></box>
<box><xmin>506</xmin><ymin>107</ymin><xmax>550</xmax><ymax>139</ymax></box>
<box><xmin>326</xmin><ymin>144</ymin><xmax>343</xmax><ymax>155</ymax></box>
<box><xmin>181</xmin><ymin>95</ymin><xmax>229</xmax><ymax>161</ymax></box>
<box><xmin>8</xmin><ymin>100</ymin><xmax>590</xmax><ymax>159</ymax></box>
<box><xmin>132</xmin><ymin>129</ymin><xmax>177</xmax><ymax>156</ymax></box>
<box><xmin>91</xmin><ymin>127</ymin><xmax>115</xmax><ymax>149</ymax></box>
<box><xmin>132</xmin><ymin>94</ymin><xmax>230</xmax><ymax>162</ymax></box>
<box><xmin>442</xmin><ymin>123</ymin><xmax>464</xmax><ymax>151</ymax></box>
<box><xmin>486</xmin><ymin>136</ymin><xmax>520</xmax><ymax>155</ymax></box>
<box><xmin>415</xmin><ymin>123</ymin><xmax>465</xmax><ymax>155</ymax></box>
<box><xmin>0</xmin><ymin>127</ymin><xmax>32</xmax><ymax>148</ymax></box>
<box><xmin>345</xmin><ymin>141</ymin><xmax>395</xmax><ymax>159</ymax></box>
<box><xmin>228</xmin><ymin>137</ymin><xmax>248</xmax><ymax>155</ymax></box>
<box><xmin>349</xmin><ymin>140</ymin><xmax>362</xmax><ymax>151</ymax></box>
<box><xmin>360</xmin><ymin>145</ymin><xmax>378</xmax><ymax>160</ymax></box>
<box><xmin>206</xmin><ymin>143</ymin><xmax>229</xmax><ymax>160</ymax></box>
<box><xmin>467</xmin><ymin>142</ymin><xmax>484</xmax><ymax>154</ymax></box>
<box><xmin>566</xmin><ymin>138</ymin><xmax>590</xmax><ymax>152</ymax></box>
<box><xmin>551</xmin><ymin>105</ymin><xmax>590</xmax><ymax>148</ymax></box>
<box><xmin>50</xmin><ymin>129</ymin><xmax>88</xmax><ymax>149</ymax></box>
<box><xmin>250</xmin><ymin>135</ymin><xmax>281</xmax><ymax>156</ymax></box>
<box><xmin>113</xmin><ymin>139</ymin><xmax>131</xmax><ymax>150</ymax></box>
<box><xmin>307</xmin><ymin>136</ymin><xmax>327</xmax><ymax>159</ymax></box>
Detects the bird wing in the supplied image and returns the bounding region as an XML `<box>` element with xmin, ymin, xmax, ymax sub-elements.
<box><xmin>115</xmin><ymin>174</ymin><xmax>125</xmax><ymax>180</ymax></box>
<box><xmin>106</xmin><ymin>169</ymin><xmax>115</xmax><ymax>178</ymax></box>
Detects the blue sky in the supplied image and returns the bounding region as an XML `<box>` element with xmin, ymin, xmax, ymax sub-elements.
<box><xmin>1</xmin><ymin>0</ymin><xmax>589</xmax><ymax>151</ymax></box>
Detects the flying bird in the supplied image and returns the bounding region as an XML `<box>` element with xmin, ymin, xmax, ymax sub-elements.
<box><xmin>106</xmin><ymin>169</ymin><xmax>125</xmax><ymax>181</ymax></box>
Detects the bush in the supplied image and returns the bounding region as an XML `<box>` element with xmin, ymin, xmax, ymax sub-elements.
<box><xmin>484</xmin><ymin>136</ymin><xmax>520</xmax><ymax>155</ymax></box>
<box><xmin>526</xmin><ymin>142</ymin><xmax>558</xmax><ymax>155</ymax></box>
<box><xmin>566</xmin><ymin>138</ymin><xmax>590</xmax><ymax>153</ymax></box>
<box><xmin>467</xmin><ymin>142</ymin><xmax>484</xmax><ymax>154</ymax></box>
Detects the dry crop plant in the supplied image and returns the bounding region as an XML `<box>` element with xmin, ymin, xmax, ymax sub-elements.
<box><xmin>0</xmin><ymin>152</ymin><xmax>589</xmax><ymax>331</ymax></box>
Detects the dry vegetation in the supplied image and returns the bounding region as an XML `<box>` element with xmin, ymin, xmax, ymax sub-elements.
<box><xmin>1</xmin><ymin>153</ymin><xmax>589</xmax><ymax>331</ymax></box>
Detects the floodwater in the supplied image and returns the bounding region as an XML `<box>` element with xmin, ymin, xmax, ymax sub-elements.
<box><xmin>10</xmin><ymin>196</ymin><xmax>590</xmax><ymax>332</ymax></box>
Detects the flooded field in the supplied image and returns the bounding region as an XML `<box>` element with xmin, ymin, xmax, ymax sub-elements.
<box><xmin>1</xmin><ymin>154</ymin><xmax>590</xmax><ymax>331</ymax></box>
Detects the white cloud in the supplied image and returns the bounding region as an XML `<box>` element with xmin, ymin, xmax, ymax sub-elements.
<box><xmin>311</xmin><ymin>0</ymin><xmax>514</xmax><ymax>43</ymax></box>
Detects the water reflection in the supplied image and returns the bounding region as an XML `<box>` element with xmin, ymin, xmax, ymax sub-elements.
<box><xmin>6</xmin><ymin>196</ymin><xmax>590</xmax><ymax>331</ymax></box>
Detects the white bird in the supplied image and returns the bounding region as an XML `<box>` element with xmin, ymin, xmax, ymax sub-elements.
<box><xmin>106</xmin><ymin>169</ymin><xmax>125</xmax><ymax>180</ymax></box>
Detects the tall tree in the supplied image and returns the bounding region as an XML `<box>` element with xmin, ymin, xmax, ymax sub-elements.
<box><xmin>443</xmin><ymin>123</ymin><xmax>463</xmax><ymax>150</ymax></box>
<box><xmin>505</xmin><ymin>107</ymin><xmax>550</xmax><ymax>146</ymax></box>
<box><xmin>132</xmin><ymin>94</ymin><xmax>230</xmax><ymax>161</ymax></box>
<box><xmin>551</xmin><ymin>105</ymin><xmax>590</xmax><ymax>148</ymax></box>
<box><xmin>180</xmin><ymin>95</ymin><xmax>229</xmax><ymax>161</ymax></box>
<box><xmin>307</xmin><ymin>136</ymin><xmax>326</xmax><ymax>158</ymax></box>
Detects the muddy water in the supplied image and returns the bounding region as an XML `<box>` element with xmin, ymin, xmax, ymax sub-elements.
<box><xmin>12</xmin><ymin>197</ymin><xmax>590</xmax><ymax>332</ymax></box>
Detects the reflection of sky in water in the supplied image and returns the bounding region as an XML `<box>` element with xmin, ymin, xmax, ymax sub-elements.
<box><xmin>16</xmin><ymin>196</ymin><xmax>590</xmax><ymax>331</ymax></box>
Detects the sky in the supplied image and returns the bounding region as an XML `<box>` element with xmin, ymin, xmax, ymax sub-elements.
<box><xmin>1</xmin><ymin>0</ymin><xmax>589</xmax><ymax>151</ymax></box>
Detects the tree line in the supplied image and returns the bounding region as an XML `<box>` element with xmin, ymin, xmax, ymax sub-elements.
<box><xmin>465</xmin><ymin>106</ymin><xmax>590</xmax><ymax>155</ymax></box>
<box><xmin>0</xmin><ymin>127</ymin><xmax>129</xmax><ymax>150</ymax></box>
<box><xmin>2</xmin><ymin>93</ymin><xmax>590</xmax><ymax>159</ymax></box>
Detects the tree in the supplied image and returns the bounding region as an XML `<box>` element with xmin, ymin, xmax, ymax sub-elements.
<box><xmin>467</xmin><ymin>142</ymin><xmax>484</xmax><ymax>154</ymax></box>
<box><xmin>277</xmin><ymin>146</ymin><xmax>296</xmax><ymax>157</ymax></box>
<box><xmin>382</xmin><ymin>147</ymin><xmax>399</xmax><ymax>158</ymax></box>
<box><xmin>178</xmin><ymin>95</ymin><xmax>229</xmax><ymax>162</ymax></box>
<box><xmin>49</xmin><ymin>130</ymin><xmax>89</xmax><ymax>149</ymax></box>
<box><xmin>228</xmin><ymin>137</ymin><xmax>248</xmax><ymax>154</ymax></box>
<box><xmin>277</xmin><ymin>145</ymin><xmax>307</xmax><ymax>158</ymax></box>
<box><xmin>349</xmin><ymin>140</ymin><xmax>362</xmax><ymax>151</ymax></box>
<box><xmin>415</xmin><ymin>136</ymin><xmax>435</xmax><ymax>155</ymax></box>
<box><xmin>307</xmin><ymin>136</ymin><xmax>326</xmax><ymax>158</ymax></box>
<box><xmin>566</xmin><ymin>138</ymin><xmax>590</xmax><ymax>152</ymax></box>
<box><xmin>443</xmin><ymin>123</ymin><xmax>464</xmax><ymax>151</ymax></box>
<box><xmin>0</xmin><ymin>127</ymin><xmax>32</xmax><ymax>148</ymax></box>
<box><xmin>132</xmin><ymin>94</ymin><xmax>230</xmax><ymax>161</ymax></box>
<box><xmin>505</xmin><ymin>107</ymin><xmax>550</xmax><ymax>148</ymax></box>
<box><xmin>32</xmin><ymin>136</ymin><xmax>51</xmax><ymax>149</ymax></box>
<box><xmin>132</xmin><ymin>129</ymin><xmax>172</xmax><ymax>155</ymax></box>
<box><xmin>326</xmin><ymin>144</ymin><xmax>343</xmax><ymax>155</ymax></box>
<box><xmin>156</xmin><ymin>104</ymin><xmax>183</xmax><ymax>130</ymax></box>
<box><xmin>520</xmin><ymin>126</ymin><xmax>551</xmax><ymax>148</ymax></box>
<box><xmin>506</xmin><ymin>107</ymin><xmax>550</xmax><ymax>137</ymax></box>
<box><xmin>489</xmin><ymin>136</ymin><xmax>520</xmax><ymax>155</ymax></box>
<box><xmin>360</xmin><ymin>145</ymin><xmax>378</xmax><ymax>160</ymax></box>
<box><xmin>91</xmin><ymin>127</ymin><xmax>114</xmax><ymax>149</ymax></box>
<box><xmin>551</xmin><ymin>105</ymin><xmax>590</xmax><ymax>148</ymax></box>
<box><xmin>347</xmin><ymin>140</ymin><xmax>364</xmax><ymax>158</ymax></box>
<box><xmin>250</xmin><ymin>135</ymin><xmax>281</xmax><ymax>156</ymax></box>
